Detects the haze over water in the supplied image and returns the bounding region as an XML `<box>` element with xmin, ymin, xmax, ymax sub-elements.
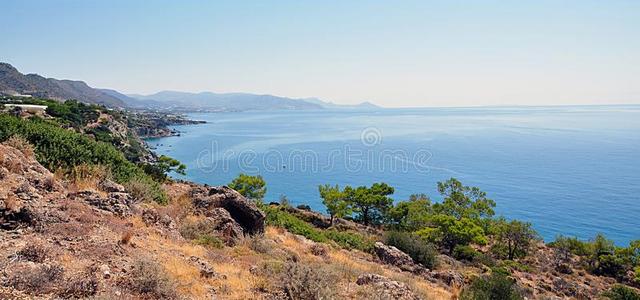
<box><xmin>149</xmin><ymin>106</ymin><xmax>640</xmax><ymax>245</ymax></box>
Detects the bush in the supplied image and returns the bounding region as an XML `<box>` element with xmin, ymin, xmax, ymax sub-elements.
<box><xmin>278</xmin><ymin>262</ymin><xmax>337</xmax><ymax>300</ymax></box>
<box><xmin>194</xmin><ymin>234</ymin><xmax>224</xmax><ymax>249</ymax></box>
<box><xmin>602</xmin><ymin>285</ymin><xmax>640</xmax><ymax>300</ymax></box>
<box><xmin>17</xmin><ymin>242</ymin><xmax>50</xmax><ymax>263</ymax></box>
<box><xmin>265</xmin><ymin>206</ymin><xmax>374</xmax><ymax>252</ymax></box>
<box><xmin>453</xmin><ymin>245</ymin><xmax>479</xmax><ymax>262</ymax></box>
<box><xmin>7</xmin><ymin>264</ymin><xmax>64</xmax><ymax>294</ymax></box>
<box><xmin>124</xmin><ymin>177</ymin><xmax>167</xmax><ymax>204</ymax></box>
<box><xmin>129</xmin><ymin>258</ymin><xmax>177</xmax><ymax>299</ymax></box>
<box><xmin>0</xmin><ymin>115</ymin><xmax>167</xmax><ymax>203</ymax></box>
<box><xmin>593</xmin><ymin>254</ymin><xmax>627</xmax><ymax>278</ymax></box>
<box><xmin>460</xmin><ymin>272</ymin><xmax>524</xmax><ymax>300</ymax></box>
<box><xmin>4</xmin><ymin>135</ymin><xmax>34</xmax><ymax>157</ymax></box>
<box><xmin>325</xmin><ymin>229</ymin><xmax>374</xmax><ymax>253</ymax></box>
<box><xmin>264</xmin><ymin>206</ymin><xmax>327</xmax><ymax>243</ymax></box>
<box><xmin>384</xmin><ymin>231</ymin><xmax>438</xmax><ymax>269</ymax></box>
<box><xmin>58</xmin><ymin>271</ymin><xmax>98</xmax><ymax>298</ymax></box>
<box><xmin>179</xmin><ymin>217</ymin><xmax>225</xmax><ymax>248</ymax></box>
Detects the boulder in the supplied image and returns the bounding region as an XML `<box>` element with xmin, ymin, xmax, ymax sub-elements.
<box><xmin>192</xmin><ymin>186</ymin><xmax>265</xmax><ymax>235</ymax></box>
<box><xmin>356</xmin><ymin>273</ymin><xmax>420</xmax><ymax>300</ymax></box>
<box><xmin>206</xmin><ymin>208</ymin><xmax>244</xmax><ymax>246</ymax></box>
<box><xmin>374</xmin><ymin>242</ymin><xmax>419</xmax><ymax>273</ymax></box>
<box><xmin>74</xmin><ymin>190</ymin><xmax>132</xmax><ymax>216</ymax></box>
<box><xmin>99</xmin><ymin>179</ymin><xmax>125</xmax><ymax>193</ymax></box>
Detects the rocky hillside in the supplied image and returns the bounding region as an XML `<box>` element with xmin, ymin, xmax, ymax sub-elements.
<box><xmin>0</xmin><ymin>142</ymin><xmax>450</xmax><ymax>299</ymax></box>
<box><xmin>2</xmin><ymin>139</ymin><xmax>638</xmax><ymax>299</ymax></box>
<box><xmin>0</xmin><ymin>63</ymin><xmax>124</xmax><ymax>107</ymax></box>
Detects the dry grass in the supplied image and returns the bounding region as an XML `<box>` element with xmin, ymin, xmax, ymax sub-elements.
<box><xmin>4</xmin><ymin>136</ymin><xmax>34</xmax><ymax>158</ymax></box>
<box><xmin>120</xmin><ymin>230</ymin><xmax>133</xmax><ymax>245</ymax></box>
<box><xmin>68</xmin><ymin>164</ymin><xmax>111</xmax><ymax>193</ymax></box>
<box><xmin>161</xmin><ymin>256</ymin><xmax>210</xmax><ymax>298</ymax></box>
<box><xmin>160</xmin><ymin>193</ymin><xmax>194</xmax><ymax>221</ymax></box>
<box><xmin>3</xmin><ymin>194</ymin><xmax>21</xmax><ymax>212</ymax></box>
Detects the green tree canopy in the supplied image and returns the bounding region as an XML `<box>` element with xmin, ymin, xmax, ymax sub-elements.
<box><xmin>387</xmin><ymin>193</ymin><xmax>432</xmax><ymax>231</ymax></box>
<box><xmin>318</xmin><ymin>184</ymin><xmax>350</xmax><ymax>226</ymax></box>
<box><xmin>492</xmin><ymin>218</ymin><xmax>539</xmax><ymax>260</ymax></box>
<box><xmin>229</xmin><ymin>173</ymin><xmax>267</xmax><ymax>201</ymax></box>
<box><xmin>435</xmin><ymin>178</ymin><xmax>496</xmax><ymax>221</ymax></box>
<box><xmin>417</xmin><ymin>214</ymin><xmax>487</xmax><ymax>254</ymax></box>
<box><xmin>344</xmin><ymin>182</ymin><xmax>394</xmax><ymax>226</ymax></box>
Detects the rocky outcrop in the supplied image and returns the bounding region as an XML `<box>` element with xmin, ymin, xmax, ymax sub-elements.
<box><xmin>356</xmin><ymin>274</ymin><xmax>421</xmax><ymax>300</ymax></box>
<box><xmin>73</xmin><ymin>190</ymin><xmax>133</xmax><ymax>216</ymax></box>
<box><xmin>374</xmin><ymin>242</ymin><xmax>424</xmax><ymax>273</ymax></box>
<box><xmin>204</xmin><ymin>208</ymin><xmax>244</xmax><ymax>246</ymax></box>
<box><xmin>191</xmin><ymin>185</ymin><xmax>265</xmax><ymax>235</ymax></box>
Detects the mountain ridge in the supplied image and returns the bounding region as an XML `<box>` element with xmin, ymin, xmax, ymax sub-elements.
<box><xmin>0</xmin><ymin>62</ymin><xmax>125</xmax><ymax>107</ymax></box>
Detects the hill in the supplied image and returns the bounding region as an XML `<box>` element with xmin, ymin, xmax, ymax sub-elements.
<box><xmin>129</xmin><ymin>91</ymin><xmax>324</xmax><ymax>111</ymax></box>
<box><xmin>0</xmin><ymin>63</ymin><xmax>125</xmax><ymax>107</ymax></box>
<box><xmin>303</xmin><ymin>98</ymin><xmax>381</xmax><ymax>109</ymax></box>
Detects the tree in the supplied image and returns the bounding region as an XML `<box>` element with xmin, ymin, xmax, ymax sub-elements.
<box><xmin>142</xmin><ymin>155</ymin><xmax>186</xmax><ymax>182</ymax></box>
<box><xmin>492</xmin><ymin>218</ymin><xmax>539</xmax><ymax>260</ymax></box>
<box><xmin>228</xmin><ymin>173</ymin><xmax>266</xmax><ymax>201</ymax></box>
<box><xmin>318</xmin><ymin>184</ymin><xmax>350</xmax><ymax>226</ymax></box>
<box><xmin>344</xmin><ymin>182</ymin><xmax>394</xmax><ymax>226</ymax></box>
<box><xmin>387</xmin><ymin>194</ymin><xmax>432</xmax><ymax>231</ymax></box>
<box><xmin>417</xmin><ymin>214</ymin><xmax>487</xmax><ymax>254</ymax></box>
<box><xmin>434</xmin><ymin>178</ymin><xmax>496</xmax><ymax>221</ymax></box>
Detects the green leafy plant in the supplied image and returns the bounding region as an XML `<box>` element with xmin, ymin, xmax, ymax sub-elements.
<box><xmin>384</xmin><ymin>231</ymin><xmax>438</xmax><ymax>269</ymax></box>
<box><xmin>229</xmin><ymin>173</ymin><xmax>266</xmax><ymax>201</ymax></box>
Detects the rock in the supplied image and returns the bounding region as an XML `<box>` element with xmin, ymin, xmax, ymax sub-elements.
<box><xmin>99</xmin><ymin>179</ymin><xmax>125</xmax><ymax>193</ymax></box>
<box><xmin>99</xmin><ymin>264</ymin><xmax>111</xmax><ymax>279</ymax></box>
<box><xmin>75</xmin><ymin>191</ymin><xmax>132</xmax><ymax>216</ymax></box>
<box><xmin>356</xmin><ymin>273</ymin><xmax>420</xmax><ymax>300</ymax></box>
<box><xmin>192</xmin><ymin>186</ymin><xmax>265</xmax><ymax>235</ymax></box>
<box><xmin>206</xmin><ymin>208</ymin><xmax>244</xmax><ymax>246</ymax></box>
<box><xmin>429</xmin><ymin>270</ymin><xmax>464</xmax><ymax>286</ymax></box>
<box><xmin>189</xmin><ymin>256</ymin><xmax>217</xmax><ymax>278</ymax></box>
<box><xmin>374</xmin><ymin>242</ymin><xmax>420</xmax><ymax>273</ymax></box>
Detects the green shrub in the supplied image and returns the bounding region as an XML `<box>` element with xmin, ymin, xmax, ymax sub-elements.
<box><xmin>264</xmin><ymin>206</ymin><xmax>327</xmax><ymax>243</ymax></box>
<box><xmin>493</xmin><ymin>260</ymin><xmax>533</xmax><ymax>274</ymax></box>
<box><xmin>0</xmin><ymin>115</ymin><xmax>167</xmax><ymax>203</ymax></box>
<box><xmin>124</xmin><ymin>177</ymin><xmax>168</xmax><ymax>204</ymax></box>
<box><xmin>324</xmin><ymin>229</ymin><xmax>374</xmax><ymax>252</ymax></box>
<box><xmin>602</xmin><ymin>285</ymin><xmax>640</xmax><ymax>300</ymax></box>
<box><xmin>264</xmin><ymin>206</ymin><xmax>374</xmax><ymax>252</ymax></box>
<box><xmin>460</xmin><ymin>272</ymin><xmax>524</xmax><ymax>300</ymax></box>
<box><xmin>453</xmin><ymin>245</ymin><xmax>479</xmax><ymax>262</ymax></box>
<box><xmin>194</xmin><ymin>234</ymin><xmax>224</xmax><ymax>249</ymax></box>
<box><xmin>384</xmin><ymin>231</ymin><xmax>438</xmax><ymax>269</ymax></box>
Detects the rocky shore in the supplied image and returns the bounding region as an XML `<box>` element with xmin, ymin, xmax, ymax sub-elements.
<box><xmin>128</xmin><ymin>111</ymin><xmax>205</xmax><ymax>139</ymax></box>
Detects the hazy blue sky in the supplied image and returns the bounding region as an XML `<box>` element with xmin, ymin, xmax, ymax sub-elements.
<box><xmin>1</xmin><ymin>1</ymin><xmax>639</xmax><ymax>107</ymax></box>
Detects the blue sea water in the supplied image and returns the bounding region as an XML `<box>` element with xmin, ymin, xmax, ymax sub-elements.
<box><xmin>148</xmin><ymin>106</ymin><xmax>640</xmax><ymax>245</ymax></box>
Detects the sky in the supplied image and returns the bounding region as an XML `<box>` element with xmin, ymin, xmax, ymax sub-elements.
<box><xmin>1</xmin><ymin>1</ymin><xmax>639</xmax><ymax>107</ymax></box>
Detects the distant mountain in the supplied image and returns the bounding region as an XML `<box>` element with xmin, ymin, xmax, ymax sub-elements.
<box><xmin>0</xmin><ymin>62</ymin><xmax>125</xmax><ymax>107</ymax></box>
<box><xmin>302</xmin><ymin>98</ymin><xmax>380</xmax><ymax>109</ymax></box>
<box><xmin>129</xmin><ymin>91</ymin><xmax>324</xmax><ymax>111</ymax></box>
<box><xmin>0</xmin><ymin>62</ymin><xmax>379</xmax><ymax>111</ymax></box>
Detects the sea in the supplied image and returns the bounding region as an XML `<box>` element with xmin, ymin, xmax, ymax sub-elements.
<box><xmin>147</xmin><ymin>106</ymin><xmax>640</xmax><ymax>245</ymax></box>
